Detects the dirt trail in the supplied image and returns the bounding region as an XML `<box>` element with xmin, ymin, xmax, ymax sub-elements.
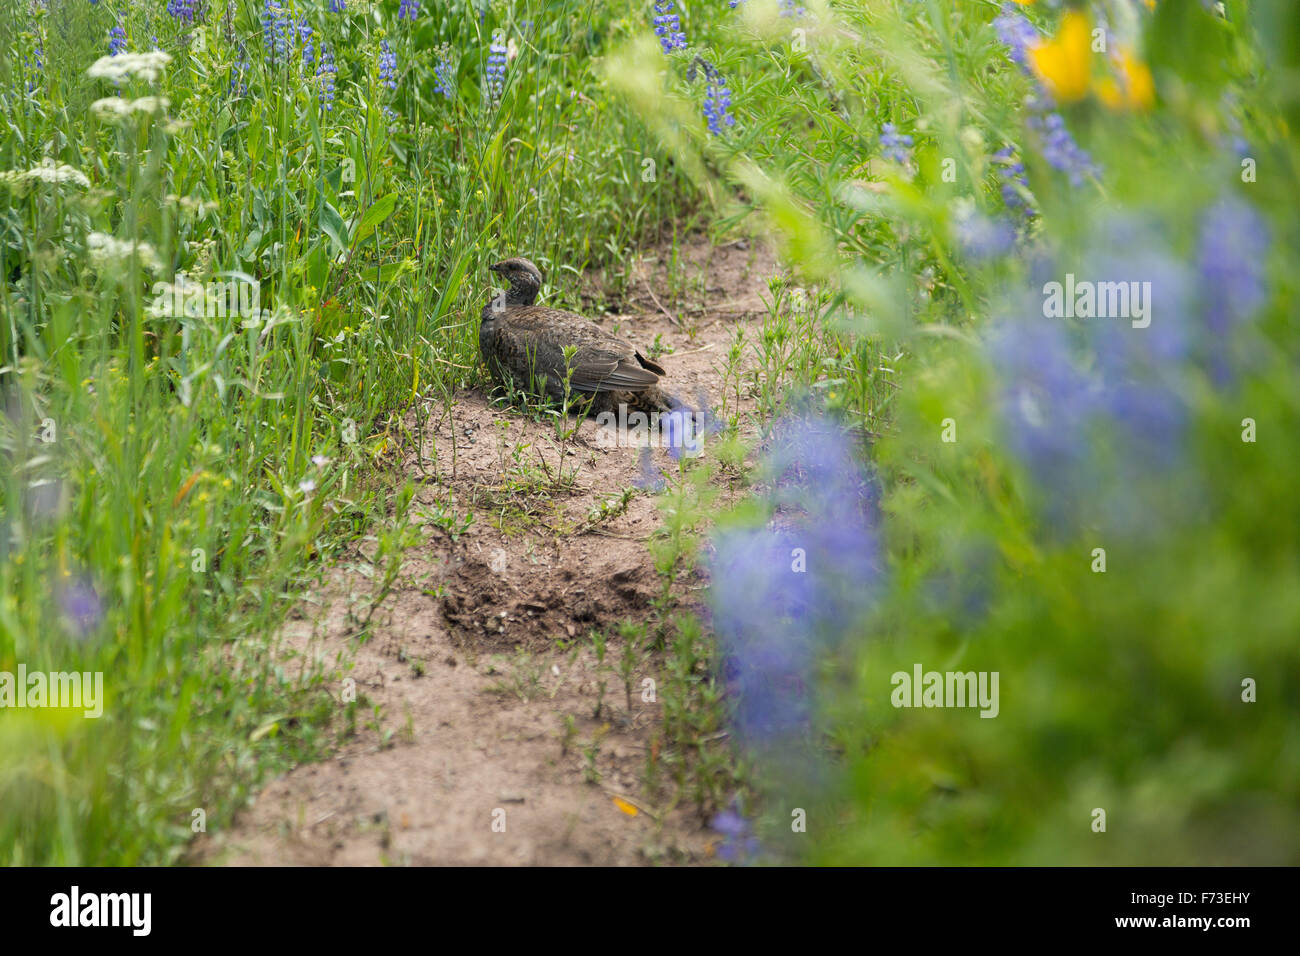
<box><xmin>198</xmin><ymin>237</ymin><xmax>777</xmax><ymax>866</ymax></box>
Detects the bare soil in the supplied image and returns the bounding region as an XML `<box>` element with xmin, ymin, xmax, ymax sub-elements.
<box><xmin>197</xmin><ymin>236</ymin><xmax>778</xmax><ymax>866</ymax></box>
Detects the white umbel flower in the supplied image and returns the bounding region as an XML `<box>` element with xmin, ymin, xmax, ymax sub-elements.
<box><xmin>87</xmin><ymin>232</ymin><xmax>162</xmax><ymax>272</ymax></box>
<box><xmin>91</xmin><ymin>96</ymin><xmax>171</xmax><ymax>123</ymax></box>
<box><xmin>0</xmin><ymin>160</ymin><xmax>91</xmax><ymax>195</ymax></box>
<box><xmin>22</xmin><ymin>159</ymin><xmax>91</xmax><ymax>188</ymax></box>
<box><xmin>86</xmin><ymin>51</ymin><xmax>172</xmax><ymax>85</ymax></box>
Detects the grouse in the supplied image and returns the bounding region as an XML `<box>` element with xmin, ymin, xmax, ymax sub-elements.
<box><xmin>479</xmin><ymin>256</ymin><xmax>682</xmax><ymax>416</ymax></box>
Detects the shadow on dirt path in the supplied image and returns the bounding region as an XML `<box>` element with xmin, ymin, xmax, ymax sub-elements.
<box><xmin>198</xmin><ymin>237</ymin><xmax>778</xmax><ymax>865</ymax></box>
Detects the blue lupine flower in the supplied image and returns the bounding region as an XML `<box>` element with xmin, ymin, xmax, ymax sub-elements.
<box><xmin>398</xmin><ymin>0</ymin><xmax>419</xmax><ymax>20</ymax></box>
<box><xmin>1027</xmin><ymin>108</ymin><xmax>1099</xmax><ymax>186</ymax></box>
<box><xmin>432</xmin><ymin>42</ymin><xmax>456</xmax><ymax>100</ymax></box>
<box><xmin>879</xmin><ymin>122</ymin><xmax>913</xmax><ymax>163</ymax></box>
<box><xmin>993</xmin><ymin>146</ymin><xmax>1036</xmax><ymax>218</ymax></box>
<box><xmin>778</xmin><ymin>0</ymin><xmax>806</xmax><ymax>17</ymax></box>
<box><xmin>261</xmin><ymin>0</ymin><xmax>291</xmax><ymax>63</ymax></box>
<box><xmin>987</xmin><ymin>214</ymin><xmax>1212</xmax><ymax>532</ymax></box>
<box><xmin>166</xmin><ymin>0</ymin><xmax>199</xmax><ymax>23</ymax></box>
<box><xmin>652</xmin><ymin>1</ymin><xmax>687</xmax><ymax>54</ymax></box>
<box><xmin>379</xmin><ymin>39</ymin><xmax>397</xmax><ymax>90</ymax></box>
<box><xmin>26</xmin><ymin>39</ymin><xmax>44</xmax><ymax>92</ymax></box>
<box><xmin>484</xmin><ymin>30</ymin><xmax>508</xmax><ymax>104</ymax></box>
<box><xmin>703</xmin><ymin>75</ymin><xmax>735</xmax><ymax>135</ymax></box>
<box><xmin>299</xmin><ymin>16</ymin><xmax>314</xmax><ymax>68</ymax></box>
<box><xmin>1103</xmin><ymin>380</ymin><xmax>1188</xmax><ymax>469</ymax></box>
<box><xmin>1198</xmin><ymin>196</ymin><xmax>1269</xmax><ymax>336</ymax></box>
<box><xmin>988</xmin><ymin>317</ymin><xmax>1102</xmax><ymax>496</ymax></box>
<box><xmin>329</xmin><ymin>0</ymin><xmax>345</xmax><ymax>11</ymax></box>
<box><xmin>954</xmin><ymin>207</ymin><xmax>1016</xmax><ymax>260</ymax></box>
<box><xmin>59</xmin><ymin>576</ymin><xmax>105</xmax><ymax>640</ymax></box>
<box><xmin>1197</xmin><ymin>196</ymin><xmax>1269</xmax><ymax>385</ymax></box>
<box><xmin>708</xmin><ymin>415</ymin><xmax>880</xmax><ymax>746</ymax></box>
<box><xmin>1085</xmin><ymin>219</ymin><xmax>1195</xmax><ymax>372</ymax></box>
<box><xmin>712</xmin><ymin>809</ymin><xmax>760</xmax><ymax>863</ymax></box>
<box><xmin>992</xmin><ymin>1</ymin><xmax>1039</xmax><ymax>66</ymax></box>
<box><xmin>635</xmin><ymin>446</ymin><xmax>667</xmax><ymax>492</ymax></box>
<box><xmin>317</xmin><ymin>42</ymin><xmax>337</xmax><ymax>110</ymax></box>
<box><xmin>660</xmin><ymin>408</ymin><xmax>701</xmax><ymax>460</ymax></box>
<box><xmin>231</xmin><ymin>44</ymin><xmax>250</xmax><ymax>96</ymax></box>
<box><xmin>108</xmin><ymin>18</ymin><xmax>127</xmax><ymax>56</ymax></box>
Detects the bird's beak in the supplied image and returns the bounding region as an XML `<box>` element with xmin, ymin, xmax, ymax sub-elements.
<box><xmin>489</xmin><ymin>262</ymin><xmax>504</xmax><ymax>274</ymax></box>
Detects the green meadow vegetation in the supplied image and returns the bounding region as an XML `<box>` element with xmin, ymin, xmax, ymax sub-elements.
<box><xmin>3</xmin><ymin>0</ymin><xmax>1298</xmax><ymax>864</ymax></box>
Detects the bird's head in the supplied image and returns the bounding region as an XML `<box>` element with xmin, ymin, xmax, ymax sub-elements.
<box><xmin>489</xmin><ymin>256</ymin><xmax>543</xmax><ymax>305</ymax></box>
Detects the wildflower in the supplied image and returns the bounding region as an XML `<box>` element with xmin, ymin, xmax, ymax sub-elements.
<box><xmin>11</xmin><ymin>159</ymin><xmax>91</xmax><ymax>189</ymax></box>
<box><xmin>1198</xmin><ymin>196</ymin><xmax>1269</xmax><ymax>337</ymax></box>
<box><xmin>484</xmin><ymin>30</ymin><xmax>507</xmax><ymax>104</ymax></box>
<box><xmin>660</xmin><ymin>407</ymin><xmax>703</xmax><ymax>459</ymax></box>
<box><xmin>25</xmin><ymin>43</ymin><xmax>44</xmax><ymax>94</ymax></box>
<box><xmin>329</xmin><ymin>0</ymin><xmax>345</xmax><ymax>11</ymax></box>
<box><xmin>231</xmin><ymin>44</ymin><xmax>250</xmax><ymax>96</ymax></box>
<box><xmin>777</xmin><ymin>0</ymin><xmax>806</xmax><ymax>17</ymax></box>
<box><xmin>379</xmin><ymin>39</ymin><xmax>397</xmax><ymax>90</ymax></box>
<box><xmin>260</xmin><ymin>0</ymin><xmax>290</xmax><ymax>63</ymax></box>
<box><xmin>87</xmin><ymin>231</ymin><xmax>162</xmax><ymax>271</ymax></box>
<box><xmin>166</xmin><ymin>0</ymin><xmax>200</xmax><ymax>23</ymax></box>
<box><xmin>634</xmin><ymin>446</ymin><xmax>666</xmax><ymax>492</ymax></box>
<box><xmin>87</xmin><ymin>50</ymin><xmax>171</xmax><ymax>84</ymax></box>
<box><xmin>317</xmin><ymin>42</ymin><xmax>337</xmax><ymax>111</ymax></box>
<box><xmin>1026</xmin><ymin>109</ymin><xmax>1098</xmax><ymax>186</ymax></box>
<box><xmin>652</xmin><ymin>1</ymin><xmax>687</xmax><ymax>54</ymax></box>
<box><xmin>298</xmin><ymin>478</ymin><xmax>317</xmax><ymax>494</ymax></box>
<box><xmin>988</xmin><ymin>317</ymin><xmax>1102</xmax><ymax>501</ymax></box>
<box><xmin>711</xmin><ymin>809</ymin><xmax>760</xmax><ymax>863</ymax></box>
<box><xmin>432</xmin><ymin>43</ymin><xmax>456</xmax><ymax>100</ymax></box>
<box><xmin>90</xmin><ymin>95</ymin><xmax>170</xmax><ymax>123</ymax></box>
<box><xmin>398</xmin><ymin>0</ymin><xmax>419</xmax><ymax>19</ymax></box>
<box><xmin>992</xmin><ymin>2</ymin><xmax>1039</xmax><ymax>66</ymax></box>
<box><xmin>879</xmin><ymin>122</ymin><xmax>912</xmax><ymax>163</ymax></box>
<box><xmin>952</xmin><ymin>202</ymin><xmax>1016</xmax><ymax>260</ymax></box>
<box><xmin>1096</xmin><ymin>46</ymin><xmax>1155</xmax><ymax>111</ymax></box>
<box><xmin>993</xmin><ymin>146</ymin><xmax>1036</xmax><ymax>219</ymax></box>
<box><xmin>298</xmin><ymin>16</ymin><xmax>314</xmax><ymax>68</ymax></box>
<box><xmin>108</xmin><ymin>17</ymin><xmax>127</xmax><ymax>56</ymax></box>
<box><xmin>1027</xmin><ymin>10</ymin><xmax>1091</xmax><ymax>103</ymax></box>
<box><xmin>703</xmin><ymin>74</ymin><xmax>735</xmax><ymax>135</ymax></box>
<box><xmin>59</xmin><ymin>576</ymin><xmax>105</xmax><ymax>640</ymax></box>
<box><xmin>709</xmin><ymin>415</ymin><xmax>879</xmax><ymax>746</ymax></box>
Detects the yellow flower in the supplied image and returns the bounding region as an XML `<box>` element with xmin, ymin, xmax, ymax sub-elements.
<box><xmin>1097</xmin><ymin>47</ymin><xmax>1155</xmax><ymax>111</ymax></box>
<box><xmin>1028</xmin><ymin>11</ymin><xmax>1093</xmax><ymax>104</ymax></box>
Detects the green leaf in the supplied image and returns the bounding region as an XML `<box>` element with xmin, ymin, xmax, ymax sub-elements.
<box><xmin>353</xmin><ymin>194</ymin><xmax>398</xmax><ymax>244</ymax></box>
<box><xmin>319</xmin><ymin>201</ymin><xmax>348</xmax><ymax>256</ymax></box>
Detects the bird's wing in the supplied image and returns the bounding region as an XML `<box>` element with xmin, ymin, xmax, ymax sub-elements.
<box><xmin>497</xmin><ymin>307</ymin><xmax>665</xmax><ymax>393</ymax></box>
<box><xmin>567</xmin><ymin>354</ymin><xmax>660</xmax><ymax>392</ymax></box>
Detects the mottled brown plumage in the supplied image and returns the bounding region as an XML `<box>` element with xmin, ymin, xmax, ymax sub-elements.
<box><xmin>479</xmin><ymin>256</ymin><xmax>681</xmax><ymax>415</ymax></box>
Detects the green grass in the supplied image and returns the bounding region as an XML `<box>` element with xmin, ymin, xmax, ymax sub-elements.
<box><xmin>6</xmin><ymin>0</ymin><xmax>1299</xmax><ymax>867</ymax></box>
<box><xmin>0</xmin><ymin>0</ymin><xmax>700</xmax><ymax>864</ymax></box>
